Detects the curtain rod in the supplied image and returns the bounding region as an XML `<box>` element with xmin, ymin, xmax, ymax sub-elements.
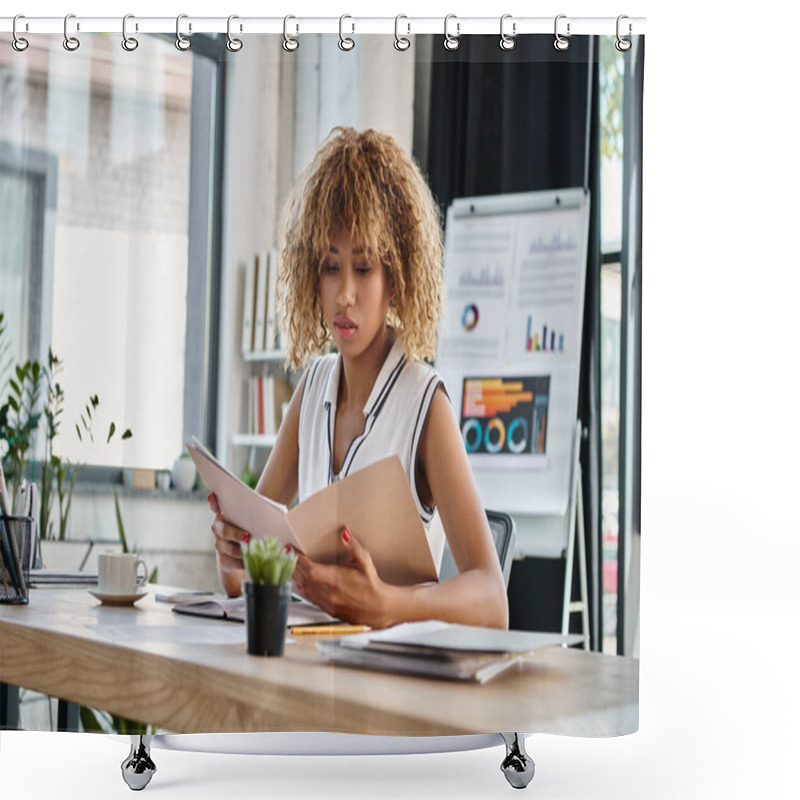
<box><xmin>0</xmin><ymin>15</ymin><xmax>645</xmax><ymax>37</ymax></box>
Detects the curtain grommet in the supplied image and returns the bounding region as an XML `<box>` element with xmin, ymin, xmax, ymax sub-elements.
<box><xmin>121</xmin><ymin>14</ymin><xmax>139</xmax><ymax>52</ymax></box>
<box><xmin>338</xmin><ymin>14</ymin><xmax>355</xmax><ymax>51</ymax></box>
<box><xmin>444</xmin><ymin>14</ymin><xmax>460</xmax><ymax>51</ymax></box>
<box><xmin>12</xmin><ymin>14</ymin><xmax>30</xmax><ymax>52</ymax></box>
<box><xmin>500</xmin><ymin>14</ymin><xmax>516</xmax><ymax>51</ymax></box>
<box><xmin>226</xmin><ymin>15</ymin><xmax>243</xmax><ymax>52</ymax></box>
<box><xmin>63</xmin><ymin>13</ymin><xmax>80</xmax><ymax>51</ymax></box>
<box><xmin>554</xmin><ymin>14</ymin><xmax>570</xmax><ymax>51</ymax></box>
<box><xmin>615</xmin><ymin>15</ymin><xmax>632</xmax><ymax>51</ymax></box>
<box><xmin>394</xmin><ymin>14</ymin><xmax>411</xmax><ymax>51</ymax></box>
<box><xmin>283</xmin><ymin>15</ymin><xmax>299</xmax><ymax>52</ymax></box>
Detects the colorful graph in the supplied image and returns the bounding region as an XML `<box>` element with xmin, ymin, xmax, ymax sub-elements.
<box><xmin>525</xmin><ymin>316</ymin><xmax>565</xmax><ymax>354</ymax></box>
<box><xmin>461</xmin><ymin>303</ymin><xmax>479</xmax><ymax>331</ymax></box>
<box><xmin>460</xmin><ymin>375</ymin><xmax>550</xmax><ymax>456</ymax></box>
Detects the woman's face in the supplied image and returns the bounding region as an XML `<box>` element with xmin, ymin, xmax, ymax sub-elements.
<box><xmin>319</xmin><ymin>225</ymin><xmax>393</xmax><ymax>361</ymax></box>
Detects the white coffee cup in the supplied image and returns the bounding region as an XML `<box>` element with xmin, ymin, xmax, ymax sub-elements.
<box><xmin>98</xmin><ymin>553</ymin><xmax>148</xmax><ymax>595</ymax></box>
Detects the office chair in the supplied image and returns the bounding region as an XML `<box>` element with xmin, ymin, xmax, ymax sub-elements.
<box><xmin>438</xmin><ymin>509</ymin><xmax>516</xmax><ymax>587</ymax></box>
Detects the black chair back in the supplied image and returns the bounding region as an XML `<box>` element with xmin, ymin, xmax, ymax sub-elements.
<box><xmin>438</xmin><ymin>509</ymin><xmax>516</xmax><ymax>587</ymax></box>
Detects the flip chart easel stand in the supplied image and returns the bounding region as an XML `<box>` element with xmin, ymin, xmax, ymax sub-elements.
<box><xmin>561</xmin><ymin>421</ymin><xmax>589</xmax><ymax>649</ymax></box>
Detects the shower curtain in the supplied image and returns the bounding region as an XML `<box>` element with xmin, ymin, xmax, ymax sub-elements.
<box><xmin>0</xmin><ymin>15</ymin><xmax>643</xmax><ymax>797</ymax></box>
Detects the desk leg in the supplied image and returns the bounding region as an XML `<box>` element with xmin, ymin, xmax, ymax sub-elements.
<box><xmin>57</xmin><ymin>699</ymin><xmax>79</xmax><ymax>732</ymax></box>
<box><xmin>121</xmin><ymin>735</ymin><xmax>157</xmax><ymax>791</ymax></box>
<box><xmin>500</xmin><ymin>732</ymin><xmax>535</xmax><ymax>789</ymax></box>
<box><xmin>0</xmin><ymin>682</ymin><xmax>21</xmax><ymax>729</ymax></box>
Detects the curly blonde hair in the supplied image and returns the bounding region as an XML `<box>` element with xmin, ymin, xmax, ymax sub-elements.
<box><xmin>278</xmin><ymin>127</ymin><xmax>444</xmax><ymax>369</ymax></box>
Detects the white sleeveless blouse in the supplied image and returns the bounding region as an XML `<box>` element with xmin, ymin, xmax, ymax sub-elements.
<box><xmin>297</xmin><ymin>337</ymin><xmax>446</xmax><ymax>574</ymax></box>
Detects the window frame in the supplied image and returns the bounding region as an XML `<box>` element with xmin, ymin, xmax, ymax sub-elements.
<box><xmin>13</xmin><ymin>34</ymin><xmax>228</xmax><ymax>484</ymax></box>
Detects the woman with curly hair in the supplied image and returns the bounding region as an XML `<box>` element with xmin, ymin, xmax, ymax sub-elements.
<box><xmin>210</xmin><ymin>127</ymin><xmax>508</xmax><ymax>629</ymax></box>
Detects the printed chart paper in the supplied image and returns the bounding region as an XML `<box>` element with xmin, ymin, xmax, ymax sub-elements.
<box><xmin>438</xmin><ymin>191</ymin><xmax>589</xmax><ymax>515</ymax></box>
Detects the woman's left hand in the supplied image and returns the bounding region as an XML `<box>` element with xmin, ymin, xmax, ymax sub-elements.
<box><xmin>292</xmin><ymin>527</ymin><xmax>393</xmax><ymax>628</ymax></box>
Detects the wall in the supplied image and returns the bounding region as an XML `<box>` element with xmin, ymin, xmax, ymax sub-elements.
<box><xmin>218</xmin><ymin>36</ymin><xmax>416</xmax><ymax>478</ymax></box>
<box><xmin>49</xmin><ymin>485</ymin><xmax>217</xmax><ymax>590</ymax></box>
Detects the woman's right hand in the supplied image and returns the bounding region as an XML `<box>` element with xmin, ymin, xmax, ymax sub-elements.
<box><xmin>208</xmin><ymin>492</ymin><xmax>249</xmax><ymax>594</ymax></box>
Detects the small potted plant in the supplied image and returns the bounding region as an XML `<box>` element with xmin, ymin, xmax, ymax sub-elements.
<box><xmin>241</xmin><ymin>536</ymin><xmax>297</xmax><ymax>656</ymax></box>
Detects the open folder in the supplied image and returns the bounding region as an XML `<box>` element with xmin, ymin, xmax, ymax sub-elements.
<box><xmin>187</xmin><ymin>437</ymin><xmax>438</xmax><ymax>586</ymax></box>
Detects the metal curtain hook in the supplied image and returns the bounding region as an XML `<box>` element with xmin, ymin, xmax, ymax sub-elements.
<box><xmin>283</xmin><ymin>15</ymin><xmax>299</xmax><ymax>51</ymax></box>
<box><xmin>176</xmin><ymin>14</ymin><xmax>191</xmax><ymax>51</ymax></box>
<box><xmin>554</xmin><ymin>14</ymin><xmax>570</xmax><ymax>51</ymax></box>
<box><xmin>444</xmin><ymin>14</ymin><xmax>460</xmax><ymax>51</ymax></box>
<box><xmin>122</xmin><ymin>14</ymin><xmax>139</xmax><ymax>51</ymax></box>
<box><xmin>394</xmin><ymin>14</ymin><xmax>411</xmax><ymax>51</ymax></box>
<box><xmin>499</xmin><ymin>14</ymin><xmax>516</xmax><ymax>51</ymax></box>
<box><xmin>339</xmin><ymin>15</ymin><xmax>355</xmax><ymax>51</ymax></box>
<box><xmin>226</xmin><ymin>15</ymin><xmax>243</xmax><ymax>52</ymax></box>
<box><xmin>63</xmin><ymin>13</ymin><xmax>80</xmax><ymax>51</ymax></box>
<box><xmin>12</xmin><ymin>14</ymin><xmax>29</xmax><ymax>52</ymax></box>
<box><xmin>615</xmin><ymin>15</ymin><xmax>632</xmax><ymax>51</ymax></box>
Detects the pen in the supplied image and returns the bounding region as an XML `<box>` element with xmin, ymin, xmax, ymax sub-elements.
<box><xmin>290</xmin><ymin>624</ymin><xmax>368</xmax><ymax>636</ymax></box>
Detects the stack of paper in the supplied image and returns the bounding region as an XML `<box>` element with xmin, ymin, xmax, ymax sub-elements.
<box><xmin>317</xmin><ymin>620</ymin><xmax>583</xmax><ymax>683</ymax></box>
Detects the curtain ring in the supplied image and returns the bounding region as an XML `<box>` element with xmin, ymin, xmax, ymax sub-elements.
<box><xmin>175</xmin><ymin>14</ymin><xmax>191</xmax><ymax>51</ymax></box>
<box><xmin>12</xmin><ymin>14</ymin><xmax>29</xmax><ymax>52</ymax></box>
<box><xmin>122</xmin><ymin>14</ymin><xmax>139</xmax><ymax>51</ymax></box>
<box><xmin>554</xmin><ymin>14</ymin><xmax>570</xmax><ymax>51</ymax></box>
<box><xmin>283</xmin><ymin>15</ymin><xmax>299</xmax><ymax>51</ymax></box>
<box><xmin>226</xmin><ymin>15</ymin><xmax>243</xmax><ymax>52</ymax></box>
<box><xmin>615</xmin><ymin>15</ymin><xmax>632</xmax><ymax>52</ymax></box>
<box><xmin>443</xmin><ymin>14</ymin><xmax>460</xmax><ymax>51</ymax></box>
<box><xmin>394</xmin><ymin>15</ymin><xmax>411</xmax><ymax>51</ymax></box>
<box><xmin>63</xmin><ymin>13</ymin><xmax>80</xmax><ymax>51</ymax></box>
<box><xmin>499</xmin><ymin>14</ymin><xmax>516</xmax><ymax>51</ymax></box>
<box><xmin>339</xmin><ymin>15</ymin><xmax>355</xmax><ymax>51</ymax></box>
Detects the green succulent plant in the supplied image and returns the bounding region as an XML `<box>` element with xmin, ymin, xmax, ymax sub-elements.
<box><xmin>241</xmin><ymin>536</ymin><xmax>297</xmax><ymax>586</ymax></box>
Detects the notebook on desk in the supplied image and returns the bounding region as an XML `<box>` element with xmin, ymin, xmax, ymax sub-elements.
<box><xmin>172</xmin><ymin>594</ymin><xmax>338</xmax><ymax>627</ymax></box>
<box><xmin>317</xmin><ymin>621</ymin><xmax>583</xmax><ymax>683</ymax></box>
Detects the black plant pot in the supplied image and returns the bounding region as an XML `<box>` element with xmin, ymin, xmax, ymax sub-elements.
<box><xmin>244</xmin><ymin>581</ymin><xmax>291</xmax><ymax>656</ymax></box>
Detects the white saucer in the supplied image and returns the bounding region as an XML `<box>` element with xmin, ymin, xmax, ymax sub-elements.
<box><xmin>89</xmin><ymin>589</ymin><xmax>148</xmax><ymax>607</ymax></box>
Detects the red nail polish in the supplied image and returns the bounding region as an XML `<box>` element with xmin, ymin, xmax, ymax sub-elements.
<box><xmin>242</xmin><ymin>533</ymin><xmax>251</xmax><ymax>544</ymax></box>
<box><xmin>342</xmin><ymin>527</ymin><xmax>351</xmax><ymax>544</ymax></box>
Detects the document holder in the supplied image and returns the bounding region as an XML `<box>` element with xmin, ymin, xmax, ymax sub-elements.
<box><xmin>0</xmin><ymin>514</ymin><xmax>32</xmax><ymax>605</ymax></box>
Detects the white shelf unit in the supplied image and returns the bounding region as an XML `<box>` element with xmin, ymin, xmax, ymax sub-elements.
<box><xmin>243</xmin><ymin>349</ymin><xmax>286</xmax><ymax>364</ymax></box>
<box><xmin>233</xmin><ymin>350</ymin><xmax>289</xmax><ymax>463</ymax></box>
<box><xmin>231</xmin><ymin>433</ymin><xmax>277</xmax><ymax>448</ymax></box>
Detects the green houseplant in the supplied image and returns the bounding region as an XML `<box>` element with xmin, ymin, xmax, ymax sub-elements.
<box><xmin>0</xmin><ymin>314</ymin><xmax>44</xmax><ymax>499</ymax></box>
<box><xmin>0</xmin><ymin>314</ymin><xmax>131</xmax><ymax>542</ymax></box>
<box><xmin>241</xmin><ymin>536</ymin><xmax>298</xmax><ymax>656</ymax></box>
<box><xmin>39</xmin><ymin>347</ymin><xmax>132</xmax><ymax>541</ymax></box>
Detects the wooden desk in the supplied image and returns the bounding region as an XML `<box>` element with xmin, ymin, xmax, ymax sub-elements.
<box><xmin>0</xmin><ymin>585</ymin><xmax>638</xmax><ymax>737</ymax></box>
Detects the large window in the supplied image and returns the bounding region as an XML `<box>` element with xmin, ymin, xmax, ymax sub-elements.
<box><xmin>0</xmin><ymin>34</ymin><xmax>223</xmax><ymax>471</ymax></box>
<box><xmin>598</xmin><ymin>35</ymin><xmax>625</xmax><ymax>654</ymax></box>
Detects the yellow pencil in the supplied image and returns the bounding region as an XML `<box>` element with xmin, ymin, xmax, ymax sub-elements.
<box><xmin>291</xmin><ymin>624</ymin><xmax>369</xmax><ymax>636</ymax></box>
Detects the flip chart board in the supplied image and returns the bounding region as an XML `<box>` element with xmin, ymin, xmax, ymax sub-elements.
<box><xmin>436</xmin><ymin>189</ymin><xmax>590</xmax><ymax>516</ymax></box>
